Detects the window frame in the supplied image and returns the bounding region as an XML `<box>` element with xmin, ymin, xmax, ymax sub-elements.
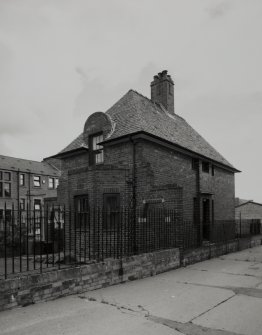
<box><xmin>33</xmin><ymin>175</ymin><xmax>41</xmax><ymax>187</ymax></box>
<box><xmin>211</xmin><ymin>165</ymin><xmax>215</xmax><ymax>176</ymax></box>
<box><xmin>89</xmin><ymin>132</ymin><xmax>104</xmax><ymax>165</ymax></box>
<box><xmin>4</xmin><ymin>172</ymin><xmax>11</xmax><ymax>181</ymax></box>
<box><xmin>103</xmin><ymin>193</ymin><xmax>120</xmax><ymax>231</ymax></box>
<box><xmin>3</xmin><ymin>182</ymin><xmax>11</xmax><ymax>197</ymax></box>
<box><xmin>48</xmin><ymin>177</ymin><xmax>55</xmax><ymax>189</ymax></box>
<box><xmin>202</xmin><ymin>161</ymin><xmax>210</xmax><ymax>173</ymax></box>
<box><xmin>74</xmin><ymin>194</ymin><xmax>89</xmax><ymax>229</ymax></box>
<box><xmin>191</xmin><ymin>158</ymin><xmax>199</xmax><ymax>170</ymax></box>
<box><xmin>20</xmin><ymin>173</ymin><xmax>25</xmax><ymax>186</ymax></box>
<box><xmin>20</xmin><ymin>198</ymin><xmax>26</xmax><ymax>211</ymax></box>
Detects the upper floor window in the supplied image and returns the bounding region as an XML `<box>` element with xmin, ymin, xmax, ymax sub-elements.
<box><xmin>202</xmin><ymin>161</ymin><xmax>209</xmax><ymax>173</ymax></box>
<box><xmin>33</xmin><ymin>176</ymin><xmax>41</xmax><ymax>187</ymax></box>
<box><xmin>20</xmin><ymin>198</ymin><xmax>26</xmax><ymax>211</ymax></box>
<box><xmin>90</xmin><ymin>133</ymin><xmax>104</xmax><ymax>165</ymax></box>
<box><xmin>49</xmin><ymin>177</ymin><xmax>55</xmax><ymax>189</ymax></box>
<box><xmin>0</xmin><ymin>171</ymin><xmax>11</xmax><ymax>197</ymax></box>
<box><xmin>20</xmin><ymin>173</ymin><xmax>25</xmax><ymax>186</ymax></box>
<box><xmin>192</xmin><ymin>158</ymin><xmax>199</xmax><ymax>170</ymax></box>
<box><xmin>4</xmin><ymin>183</ymin><xmax>11</xmax><ymax>197</ymax></box>
<box><xmin>55</xmin><ymin>178</ymin><xmax>59</xmax><ymax>189</ymax></box>
<box><xmin>49</xmin><ymin>177</ymin><xmax>59</xmax><ymax>189</ymax></box>
<box><xmin>4</xmin><ymin>172</ymin><xmax>11</xmax><ymax>181</ymax></box>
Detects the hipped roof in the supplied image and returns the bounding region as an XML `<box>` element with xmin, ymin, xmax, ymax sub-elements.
<box><xmin>58</xmin><ymin>90</ymin><xmax>238</xmax><ymax>171</ymax></box>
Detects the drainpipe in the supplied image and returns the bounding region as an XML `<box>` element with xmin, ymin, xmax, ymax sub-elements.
<box><xmin>129</xmin><ymin>135</ymin><xmax>137</xmax><ymax>253</ymax></box>
<box><xmin>28</xmin><ymin>172</ymin><xmax>31</xmax><ymax>211</ymax></box>
<box><xmin>17</xmin><ymin>170</ymin><xmax>20</xmax><ymax>212</ymax></box>
<box><xmin>196</xmin><ymin>159</ymin><xmax>202</xmax><ymax>246</ymax></box>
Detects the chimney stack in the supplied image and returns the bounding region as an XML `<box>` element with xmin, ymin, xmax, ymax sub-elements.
<box><xmin>150</xmin><ymin>70</ymin><xmax>174</xmax><ymax>114</ymax></box>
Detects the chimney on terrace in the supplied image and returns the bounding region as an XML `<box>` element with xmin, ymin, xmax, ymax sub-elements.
<box><xmin>150</xmin><ymin>70</ymin><xmax>174</xmax><ymax>114</ymax></box>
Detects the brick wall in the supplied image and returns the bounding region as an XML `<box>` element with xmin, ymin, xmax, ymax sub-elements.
<box><xmin>58</xmin><ymin>137</ymin><xmax>235</xmax><ymax>224</ymax></box>
<box><xmin>235</xmin><ymin>202</ymin><xmax>262</xmax><ymax>220</ymax></box>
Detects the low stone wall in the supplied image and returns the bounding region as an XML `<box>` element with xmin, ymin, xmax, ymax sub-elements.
<box><xmin>0</xmin><ymin>248</ymin><xmax>180</xmax><ymax>311</ymax></box>
<box><xmin>1</xmin><ymin>236</ymin><xmax>261</xmax><ymax>312</ymax></box>
<box><xmin>182</xmin><ymin>236</ymin><xmax>262</xmax><ymax>267</ymax></box>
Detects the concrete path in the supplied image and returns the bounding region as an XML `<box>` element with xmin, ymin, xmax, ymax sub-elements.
<box><xmin>1</xmin><ymin>246</ymin><xmax>262</xmax><ymax>335</ymax></box>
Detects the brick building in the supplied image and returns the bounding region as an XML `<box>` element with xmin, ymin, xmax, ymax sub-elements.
<box><xmin>51</xmin><ymin>70</ymin><xmax>239</xmax><ymax>243</ymax></box>
<box><xmin>0</xmin><ymin>155</ymin><xmax>60</xmax><ymax>232</ymax></box>
<box><xmin>235</xmin><ymin>201</ymin><xmax>262</xmax><ymax>221</ymax></box>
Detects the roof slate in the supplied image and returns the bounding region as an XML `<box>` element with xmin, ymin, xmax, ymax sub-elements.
<box><xmin>58</xmin><ymin>89</ymin><xmax>236</xmax><ymax>169</ymax></box>
<box><xmin>0</xmin><ymin>155</ymin><xmax>60</xmax><ymax>176</ymax></box>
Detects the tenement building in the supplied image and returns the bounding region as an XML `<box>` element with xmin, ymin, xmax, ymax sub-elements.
<box><xmin>0</xmin><ymin>155</ymin><xmax>60</xmax><ymax>230</ymax></box>
<box><xmin>50</xmin><ymin>70</ymin><xmax>239</xmax><ymax>243</ymax></box>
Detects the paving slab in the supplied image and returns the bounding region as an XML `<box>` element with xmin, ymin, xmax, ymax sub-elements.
<box><xmin>154</xmin><ymin>266</ymin><xmax>261</xmax><ymax>288</ymax></box>
<box><xmin>188</xmin><ymin>258</ymin><xmax>262</xmax><ymax>278</ymax></box>
<box><xmin>221</xmin><ymin>246</ymin><xmax>262</xmax><ymax>262</ymax></box>
<box><xmin>193</xmin><ymin>294</ymin><xmax>262</xmax><ymax>335</ymax></box>
<box><xmin>87</xmin><ymin>275</ymin><xmax>234</xmax><ymax>323</ymax></box>
<box><xmin>0</xmin><ymin>295</ymin><xmax>183</xmax><ymax>335</ymax></box>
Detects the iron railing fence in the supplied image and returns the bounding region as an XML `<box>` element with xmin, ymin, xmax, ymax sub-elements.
<box><xmin>0</xmin><ymin>205</ymin><xmax>260</xmax><ymax>279</ymax></box>
<box><xmin>235</xmin><ymin>219</ymin><xmax>261</xmax><ymax>237</ymax></box>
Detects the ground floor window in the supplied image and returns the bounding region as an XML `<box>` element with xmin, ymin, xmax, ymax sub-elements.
<box><xmin>103</xmin><ymin>193</ymin><xmax>120</xmax><ymax>231</ymax></box>
<box><xmin>74</xmin><ymin>195</ymin><xmax>89</xmax><ymax>229</ymax></box>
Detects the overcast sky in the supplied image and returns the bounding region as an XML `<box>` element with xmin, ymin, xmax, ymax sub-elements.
<box><xmin>0</xmin><ymin>0</ymin><xmax>261</xmax><ymax>202</ymax></box>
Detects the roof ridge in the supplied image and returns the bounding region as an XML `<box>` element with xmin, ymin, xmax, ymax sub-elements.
<box><xmin>129</xmin><ymin>89</ymin><xmax>186</xmax><ymax>122</ymax></box>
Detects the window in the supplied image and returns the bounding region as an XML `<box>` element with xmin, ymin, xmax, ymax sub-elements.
<box><xmin>4</xmin><ymin>172</ymin><xmax>11</xmax><ymax>181</ymax></box>
<box><xmin>211</xmin><ymin>165</ymin><xmax>215</xmax><ymax>176</ymax></box>
<box><xmin>20</xmin><ymin>174</ymin><xmax>25</xmax><ymax>186</ymax></box>
<box><xmin>192</xmin><ymin>158</ymin><xmax>199</xmax><ymax>170</ymax></box>
<box><xmin>89</xmin><ymin>133</ymin><xmax>104</xmax><ymax>165</ymax></box>
<box><xmin>49</xmin><ymin>177</ymin><xmax>55</xmax><ymax>189</ymax></box>
<box><xmin>20</xmin><ymin>198</ymin><xmax>26</xmax><ymax>211</ymax></box>
<box><xmin>34</xmin><ymin>199</ymin><xmax>41</xmax><ymax>211</ymax></box>
<box><xmin>55</xmin><ymin>178</ymin><xmax>59</xmax><ymax>189</ymax></box>
<box><xmin>33</xmin><ymin>200</ymin><xmax>41</xmax><ymax>238</ymax></box>
<box><xmin>202</xmin><ymin>161</ymin><xmax>209</xmax><ymax>173</ymax></box>
<box><xmin>103</xmin><ymin>193</ymin><xmax>120</xmax><ymax>231</ymax></box>
<box><xmin>74</xmin><ymin>195</ymin><xmax>89</xmax><ymax>229</ymax></box>
<box><xmin>0</xmin><ymin>172</ymin><xmax>11</xmax><ymax>198</ymax></box>
<box><xmin>4</xmin><ymin>183</ymin><xmax>11</xmax><ymax>197</ymax></box>
<box><xmin>33</xmin><ymin>176</ymin><xmax>41</xmax><ymax>187</ymax></box>
<box><xmin>48</xmin><ymin>177</ymin><xmax>59</xmax><ymax>189</ymax></box>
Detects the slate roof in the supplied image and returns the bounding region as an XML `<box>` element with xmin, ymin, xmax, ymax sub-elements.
<box><xmin>0</xmin><ymin>155</ymin><xmax>60</xmax><ymax>176</ymax></box>
<box><xmin>235</xmin><ymin>201</ymin><xmax>262</xmax><ymax>208</ymax></box>
<box><xmin>58</xmin><ymin>89</ymin><xmax>237</xmax><ymax>170</ymax></box>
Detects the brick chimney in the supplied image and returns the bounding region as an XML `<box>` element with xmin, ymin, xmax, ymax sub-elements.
<box><xmin>150</xmin><ymin>70</ymin><xmax>174</xmax><ymax>114</ymax></box>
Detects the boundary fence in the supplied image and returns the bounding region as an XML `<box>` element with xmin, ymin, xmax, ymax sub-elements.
<box><xmin>0</xmin><ymin>205</ymin><xmax>261</xmax><ymax>279</ymax></box>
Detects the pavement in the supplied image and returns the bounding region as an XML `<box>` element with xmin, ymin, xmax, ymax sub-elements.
<box><xmin>1</xmin><ymin>246</ymin><xmax>262</xmax><ymax>335</ymax></box>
